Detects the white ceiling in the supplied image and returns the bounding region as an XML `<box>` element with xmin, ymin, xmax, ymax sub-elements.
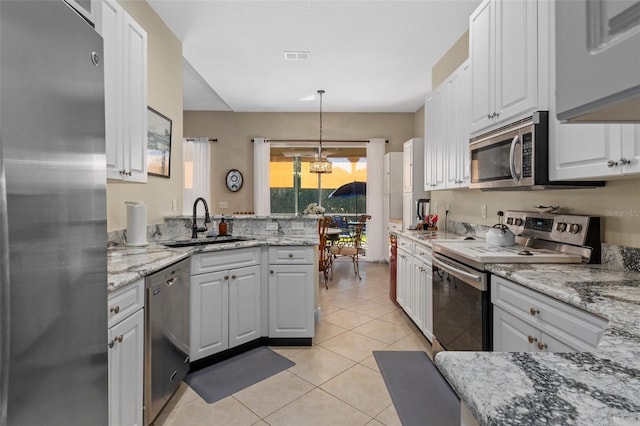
<box><xmin>147</xmin><ymin>0</ymin><xmax>481</xmax><ymax>113</ymax></box>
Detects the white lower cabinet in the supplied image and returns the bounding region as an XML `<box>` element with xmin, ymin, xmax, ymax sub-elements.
<box><xmin>492</xmin><ymin>276</ymin><xmax>607</xmax><ymax>352</ymax></box>
<box><xmin>108</xmin><ymin>279</ymin><xmax>144</xmax><ymax>426</ymax></box>
<box><xmin>268</xmin><ymin>246</ymin><xmax>314</xmax><ymax>338</ymax></box>
<box><xmin>190</xmin><ymin>248</ymin><xmax>261</xmax><ymax>361</ymax></box>
<box><xmin>396</xmin><ymin>237</ymin><xmax>433</xmax><ymax>342</ymax></box>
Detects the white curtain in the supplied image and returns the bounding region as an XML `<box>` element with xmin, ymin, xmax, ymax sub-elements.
<box><xmin>366</xmin><ymin>138</ymin><xmax>386</xmax><ymax>262</ymax></box>
<box><xmin>253</xmin><ymin>138</ymin><xmax>270</xmax><ymax>215</ymax></box>
<box><xmin>182</xmin><ymin>137</ymin><xmax>211</xmax><ymax>215</ymax></box>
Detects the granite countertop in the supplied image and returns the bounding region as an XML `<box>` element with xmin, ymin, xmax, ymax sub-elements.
<box><xmin>435</xmin><ymin>263</ymin><xmax>640</xmax><ymax>425</ymax></box>
<box><xmin>107</xmin><ymin>235</ymin><xmax>317</xmax><ymax>292</ymax></box>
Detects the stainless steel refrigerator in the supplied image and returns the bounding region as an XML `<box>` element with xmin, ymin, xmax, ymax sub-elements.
<box><xmin>0</xmin><ymin>1</ymin><xmax>108</xmax><ymax>425</ymax></box>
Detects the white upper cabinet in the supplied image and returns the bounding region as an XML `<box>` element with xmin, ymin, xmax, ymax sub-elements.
<box><xmin>470</xmin><ymin>0</ymin><xmax>544</xmax><ymax>136</ymax></box>
<box><xmin>98</xmin><ymin>0</ymin><xmax>148</xmax><ymax>182</ymax></box>
<box><xmin>425</xmin><ymin>60</ymin><xmax>471</xmax><ymax>191</ymax></box>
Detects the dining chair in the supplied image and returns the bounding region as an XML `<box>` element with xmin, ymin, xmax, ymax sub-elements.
<box><xmin>327</xmin><ymin>214</ymin><xmax>371</xmax><ymax>280</ymax></box>
<box><xmin>318</xmin><ymin>216</ymin><xmax>333</xmax><ymax>288</ymax></box>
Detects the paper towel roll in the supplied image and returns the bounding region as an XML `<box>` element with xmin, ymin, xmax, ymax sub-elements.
<box><xmin>125</xmin><ymin>201</ymin><xmax>147</xmax><ymax>247</ymax></box>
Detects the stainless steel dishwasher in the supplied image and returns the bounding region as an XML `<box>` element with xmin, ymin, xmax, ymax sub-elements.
<box><xmin>144</xmin><ymin>258</ymin><xmax>190</xmax><ymax>425</ymax></box>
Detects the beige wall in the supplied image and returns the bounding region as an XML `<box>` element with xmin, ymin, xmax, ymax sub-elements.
<box><xmin>429</xmin><ymin>178</ymin><xmax>640</xmax><ymax>247</ymax></box>
<box><xmin>106</xmin><ymin>1</ymin><xmax>183</xmax><ymax>232</ymax></box>
<box><xmin>414</xmin><ymin>105</ymin><xmax>425</xmax><ymax>138</ymax></box>
<box><xmin>184</xmin><ymin>111</ymin><xmax>414</xmax><ymax>214</ymax></box>
<box><xmin>432</xmin><ymin>30</ymin><xmax>469</xmax><ymax>89</ymax></box>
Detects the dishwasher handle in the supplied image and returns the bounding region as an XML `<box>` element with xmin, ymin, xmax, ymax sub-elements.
<box><xmin>432</xmin><ymin>256</ymin><xmax>487</xmax><ymax>291</ymax></box>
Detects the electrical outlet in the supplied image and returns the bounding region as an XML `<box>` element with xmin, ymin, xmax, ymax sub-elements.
<box><xmin>266</xmin><ymin>222</ymin><xmax>278</xmax><ymax>231</ymax></box>
<box><xmin>481</xmin><ymin>205</ymin><xmax>487</xmax><ymax>219</ymax></box>
<box><xmin>218</xmin><ymin>201</ymin><xmax>229</xmax><ymax>209</ymax></box>
<box><xmin>171</xmin><ymin>199</ymin><xmax>178</xmax><ymax>211</ymax></box>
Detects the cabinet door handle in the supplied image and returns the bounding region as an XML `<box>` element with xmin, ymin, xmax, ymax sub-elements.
<box><xmin>270</xmin><ymin>270</ymin><xmax>274</xmax><ymax>274</ymax></box>
<box><xmin>224</xmin><ymin>275</ymin><xmax>229</xmax><ymax>280</ymax></box>
<box><xmin>166</xmin><ymin>277</ymin><xmax>176</xmax><ymax>286</ymax></box>
<box><xmin>110</xmin><ymin>306</ymin><xmax>120</xmax><ymax>314</ymax></box>
<box><xmin>231</xmin><ymin>274</ymin><xmax>236</xmax><ymax>279</ymax></box>
<box><xmin>288</xmin><ymin>253</ymin><xmax>294</xmax><ymax>258</ymax></box>
<box><xmin>537</xmin><ymin>341</ymin><xmax>548</xmax><ymax>351</ymax></box>
<box><xmin>527</xmin><ymin>335</ymin><xmax>538</xmax><ymax>344</ymax></box>
<box><xmin>108</xmin><ymin>340</ymin><xmax>115</xmax><ymax>349</ymax></box>
<box><xmin>529</xmin><ymin>307</ymin><xmax>540</xmax><ymax>316</ymax></box>
<box><xmin>619</xmin><ymin>157</ymin><xmax>631</xmax><ymax>166</ymax></box>
<box><xmin>607</xmin><ymin>160</ymin><xmax>618</xmax><ymax>168</ymax></box>
<box><xmin>115</xmin><ymin>335</ymin><xmax>123</xmax><ymax>343</ymax></box>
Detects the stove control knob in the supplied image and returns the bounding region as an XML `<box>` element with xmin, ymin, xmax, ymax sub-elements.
<box><xmin>514</xmin><ymin>218</ymin><xmax>523</xmax><ymax>226</ymax></box>
<box><xmin>556</xmin><ymin>222</ymin><xmax>567</xmax><ymax>232</ymax></box>
<box><xmin>506</xmin><ymin>217</ymin><xmax>513</xmax><ymax>225</ymax></box>
<box><xmin>569</xmin><ymin>223</ymin><xmax>581</xmax><ymax>234</ymax></box>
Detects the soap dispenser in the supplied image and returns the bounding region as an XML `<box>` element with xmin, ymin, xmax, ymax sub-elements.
<box><xmin>218</xmin><ymin>216</ymin><xmax>228</xmax><ymax>236</ymax></box>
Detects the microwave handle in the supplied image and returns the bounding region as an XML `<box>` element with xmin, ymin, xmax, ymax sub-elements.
<box><xmin>509</xmin><ymin>134</ymin><xmax>521</xmax><ymax>182</ymax></box>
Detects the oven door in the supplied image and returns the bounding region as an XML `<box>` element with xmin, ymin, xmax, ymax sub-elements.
<box><xmin>432</xmin><ymin>254</ymin><xmax>492</xmax><ymax>351</ymax></box>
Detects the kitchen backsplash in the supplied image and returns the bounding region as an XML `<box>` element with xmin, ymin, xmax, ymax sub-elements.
<box><xmin>107</xmin><ymin>214</ymin><xmax>320</xmax><ymax>246</ymax></box>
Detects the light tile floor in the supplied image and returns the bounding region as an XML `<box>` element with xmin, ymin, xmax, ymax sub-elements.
<box><xmin>153</xmin><ymin>260</ymin><xmax>434</xmax><ymax>426</ymax></box>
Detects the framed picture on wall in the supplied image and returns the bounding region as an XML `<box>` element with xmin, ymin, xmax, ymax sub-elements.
<box><xmin>147</xmin><ymin>106</ymin><xmax>172</xmax><ymax>178</ymax></box>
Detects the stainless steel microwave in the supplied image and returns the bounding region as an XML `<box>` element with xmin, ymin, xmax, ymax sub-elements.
<box><xmin>469</xmin><ymin>112</ymin><xmax>604</xmax><ymax>190</ymax></box>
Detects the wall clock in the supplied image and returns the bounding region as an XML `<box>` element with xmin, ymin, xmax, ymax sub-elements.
<box><xmin>225</xmin><ymin>169</ymin><xmax>243</xmax><ymax>192</ymax></box>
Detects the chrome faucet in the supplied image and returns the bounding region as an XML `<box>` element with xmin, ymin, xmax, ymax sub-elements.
<box><xmin>191</xmin><ymin>197</ymin><xmax>211</xmax><ymax>238</ymax></box>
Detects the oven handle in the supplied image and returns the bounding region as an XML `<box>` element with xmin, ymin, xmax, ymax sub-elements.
<box><xmin>432</xmin><ymin>257</ymin><xmax>487</xmax><ymax>291</ymax></box>
<box><xmin>509</xmin><ymin>134</ymin><xmax>521</xmax><ymax>183</ymax></box>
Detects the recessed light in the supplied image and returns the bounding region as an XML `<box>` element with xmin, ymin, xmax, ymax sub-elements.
<box><xmin>284</xmin><ymin>51</ymin><xmax>310</xmax><ymax>61</ymax></box>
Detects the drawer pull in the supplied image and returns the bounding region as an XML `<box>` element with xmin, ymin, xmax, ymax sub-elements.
<box><xmin>231</xmin><ymin>275</ymin><xmax>236</xmax><ymax>279</ymax></box>
<box><xmin>288</xmin><ymin>253</ymin><xmax>293</xmax><ymax>258</ymax></box>
<box><xmin>115</xmin><ymin>335</ymin><xmax>123</xmax><ymax>343</ymax></box>
<box><xmin>537</xmin><ymin>341</ymin><xmax>548</xmax><ymax>351</ymax></box>
<box><xmin>270</xmin><ymin>270</ymin><xmax>274</xmax><ymax>274</ymax></box>
<box><xmin>110</xmin><ymin>306</ymin><xmax>120</xmax><ymax>314</ymax></box>
<box><xmin>166</xmin><ymin>277</ymin><xmax>176</xmax><ymax>286</ymax></box>
<box><xmin>529</xmin><ymin>307</ymin><xmax>540</xmax><ymax>316</ymax></box>
<box><xmin>527</xmin><ymin>335</ymin><xmax>537</xmax><ymax>344</ymax></box>
<box><xmin>224</xmin><ymin>275</ymin><xmax>229</xmax><ymax>280</ymax></box>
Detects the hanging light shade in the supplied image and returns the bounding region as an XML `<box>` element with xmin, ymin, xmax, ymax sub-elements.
<box><xmin>310</xmin><ymin>89</ymin><xmax>332</xmax><ymax>174</ymax></box>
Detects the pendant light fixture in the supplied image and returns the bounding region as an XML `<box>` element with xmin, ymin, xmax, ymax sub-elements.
<box><xmin>309</xmin><ymin>89</ymin><xmax>332</xmax><ymax>174</ymax></box>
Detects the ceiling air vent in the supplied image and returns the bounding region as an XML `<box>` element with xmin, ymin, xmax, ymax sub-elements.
<box><xmin>284</xmin><ymin>51</ymin><xmax>310</xmax><ymax>61</ymax></box>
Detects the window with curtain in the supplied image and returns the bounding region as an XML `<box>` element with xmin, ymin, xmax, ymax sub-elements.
<box><xmin>182</xmin><ymin>137</ymin><xmax>211</xmax><ymax>215</ymax></box>
<box><xmin>269</xmin><ymin>143</ymin><xmax>367</xmax><ymax>218</ymax></box>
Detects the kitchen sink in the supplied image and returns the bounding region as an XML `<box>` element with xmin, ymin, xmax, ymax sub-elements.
<box><xmin>162</xmin><ymin>236</ymin><xmax>253</xmax><ymax>248</ymax></box>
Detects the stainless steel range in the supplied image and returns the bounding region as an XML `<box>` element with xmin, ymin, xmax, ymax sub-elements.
<box><xmin>431</xmin><ymin>210</ymin><xmax>600</xmax><ymax>352</ymax></box>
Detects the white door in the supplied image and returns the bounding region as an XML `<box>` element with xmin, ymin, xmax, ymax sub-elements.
<box><xmin>550</xmin><ymin>121</ymin><xmax>621</xmax><ymax>180</ymax></box>
<box><xmin>190</xmin><ymin>270</ymin><xmax>229</xmax><ymax>361</ymax></box>
<box><xmin>621</xmin><ymin>124</ymin><xmax>640</xmax><ymax>175</ymax></box>
<box><xmin>494</xmin><ymin>0</ymin><xmax>538</xmax><ymax>122</ymax></box>
<box><xmin>228</xmin><ymin>265</ymin><xmax>261</xmax><ymax>348</ymax></box>
<box><xmin>109</xmin><ymin>309</ymin><xmax>144</xmax><ymax>426</ymax></box>
<box><xmin>403</xmin><ymin>140</ymin><xmax>414</xmax><ymax>193</ymax></box>
<box><xmin>469</xmin><ymin>0</ymin><xmax>495</xmax><ymax>134</ymax></box>
<box><xmin>268</xmin><ymin>264</ymin><xmax>314</xmax><ymax>338</ymax></box>
<box><xmin>122</xmin><ymin>13</ymin><xmax>147</xmax><ymax>182</ymax></box>
<box><xmin>493</xmin><ymin>307</ymin><xmax>537</xmax><ymax>352</ymax></box>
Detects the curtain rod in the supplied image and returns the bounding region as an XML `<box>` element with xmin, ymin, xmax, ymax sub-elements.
<box><xmin>185</xmin><ymin>138</ymin><xmax>217</xmax><ymax>142</ymax></box>
<box><xmin>250</xmin><ymin>138</ymin><xmax>388</xmax><ymax>143</ymax></box>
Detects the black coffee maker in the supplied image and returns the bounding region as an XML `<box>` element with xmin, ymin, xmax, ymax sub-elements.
<box><xmin>416</xmin><ymin>198</ymin><xmax>430</xmax><ymax>227</ymax></box>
